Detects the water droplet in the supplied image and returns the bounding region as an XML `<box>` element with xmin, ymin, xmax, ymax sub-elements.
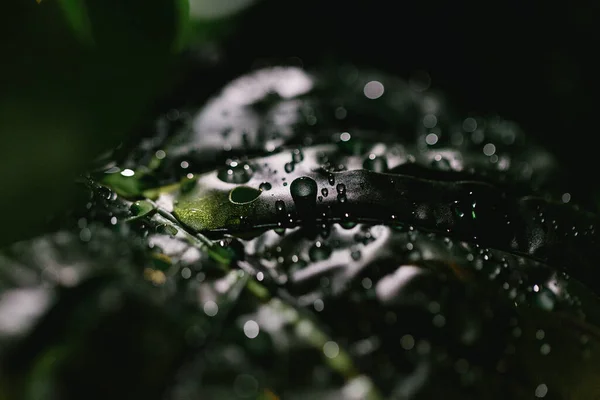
<box><xmin>291</xmin><ymin>148</ymin><xmax>304</xmax><ymax>163</ymax></box>
<box><xmin>284</xmin><ymin>162</ymin><xmax>295</xmax><ymax>173</ymax></box>
<box><xmin>535</xmin><ymin>384</ymin><xmax>548</xmax><ymax>398</ymax></box>
<box><xmin>259</xmin><ymin>182</ymin><xmax>272</xmax><ymax>191</ymax></box>
<box><xmin>229</xmin><ymin>186</ymin><xmax>261</xmax><ymax>204</ymax></box>
<box><xmin>313</xmin><ymin>299</ymin><xmax>324</xmax><ymax>312</ymax></box>
<box><xmin>321</xmin><ymin>188</ymin><xmax>329</xmax><ymax>197</ymax></box>
<box><xmin>290</xmin><ymin>177</ymin><xmax>318</xmax><ymax>213</ymax></box>
<box><xmin>425</xmin><ymin>133</ymin><xmax>438</xmax><ymax>145</ymax></box>
<box><xmin>364</xmin><ymin>81</ymin><xmax>384</xmax><ymax>99</ymax></box>
<box><xmin>243</xmin><ymin>320</ymin><xmax>260</xmax><ymax>339</ymax></box>
<box><xmin>275</xmin><ymin>200</ymin><xmax>286</xmax><ymax>213</ymax></box>
<box><xmin>217</xmin><ymin>160</ymin><xmax>254</xmax><ymax>183</ymax></box>
<box><xmin>203</xmin><ymin>301</ymin><xmax>219</xmax><ymax>316</ymax></box>
<box><xmin>483</xmin><ymin>143</ymin><xmax>496</xmax><ymax>156</ymax></box>
<box><xmin>463</xmin><ymin>117</ymin><xmax>477</xmax><ymax>132</ymax></box>
<box><xmin>328</xmin><ymin>173</ymin><xmax>336</xmax><ymax>186</ymax></box>
<box><xmin>401</xmin><ymin>334</ymin><xmax>415</xmax><ymax>350</ymax></box>
<box><xmin>130</xmin><ymin>200</ymin><xmax>155</xmax><ymax>217</ymax></box>
<box><xmin>340</xmin><ymin>213</ymin><xmax>356</xmax><ymax>229</ymax></box>
<box><xmin>323</xmin><ymin>341</ymin><xmax>340</xmax><ymax>358</ymax></box>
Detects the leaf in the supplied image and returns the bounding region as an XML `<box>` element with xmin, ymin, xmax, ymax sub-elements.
<box><xmin>172</xmin><ymin>144</ymin><xmax>600</xmax><ymax>289</ymax></box>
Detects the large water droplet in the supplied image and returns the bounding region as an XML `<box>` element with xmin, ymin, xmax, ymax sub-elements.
<box><xmin>229</xmin><ymin>186</ymin><xmax>261</xmax><ymax>204</ymax></box>
<box><xmin>217</xmin><ymin>160</ymin><xmax>254</xmax><ymax>183</ymax></box>
<box><xmin>290</xmin><ymin>177</ymin><xmax>318</xmax><ymax>217</ymax></box>
<box><xmin>130</xmin><ymin>200</ymin><xmax>155</xmax><ymax>218</ymax></box>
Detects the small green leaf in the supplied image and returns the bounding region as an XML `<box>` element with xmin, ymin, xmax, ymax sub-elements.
<box><xmin>102</xmin><ymin>172</ymin><xmax>144</xmax><ymax>198</ymax></box>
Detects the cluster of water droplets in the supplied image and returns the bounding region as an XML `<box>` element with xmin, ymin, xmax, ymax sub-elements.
<box><xmin>116</xmin><ymin>65</ymin><xmax>600</xmax><ymax>398</ymax></box>
<box><xmin>8</xmin><ymin>64</ymin><xmax>596</xmax><ymax>399</ymax></box>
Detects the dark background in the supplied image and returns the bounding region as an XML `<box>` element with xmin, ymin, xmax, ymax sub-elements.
<box><xmin>2</xmin><ymin>0</ymin><xmax>598</xmax><ymax>245</ymax></box>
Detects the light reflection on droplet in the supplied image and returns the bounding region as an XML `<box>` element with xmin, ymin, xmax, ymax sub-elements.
<box><xmin>363</xmin><ymin>81</ymin><xmax>384</xmax><ymax>99</ymax></box>
<box><xmin>203</xmin><ymin>300</ymin><xmax>218</xmax><ymax>316</ymax></box>
<box><xmin>400</xmin><ymin>334</ymin><xmax>415</xmax><ymax>350</ymax></box>
<box><xmin>361</xmin><ymin>277</ymin><xmax>372</xmax><ymax>289</ymax></box>
<box><xmin>536</xmin><ymin>329</ymin><xmax>545</xmax><ymax>340</ymax></box>
<box><xmin>323</xmin><ymin>341</ymin><xmax>340</xmax><ymax>358</ymax></box>
<box><xmin>314</xmin><ymin>299</ymin><xmax>324</xmax><ymax>312</ymax></box>
<box><xmin>155</xmin><ymin>150</ymin><xmax>166</xmax><ymax>159</ymax></box>
<box><xmin>540</xmin><ymin>343</ymin><xmax>551</xmax><ymax>355</ymax></box>
<box><xmin>561</xmin><ymin>193</ymin><xmax>571</xmax><ymax>203</ymax></box>
<box><xmin>340</xmin><ymin>132</ymin><xmax>351</xmax><ymax>142</ymax></box>
<box><xmin>243</xmin><ymin>320</ymin><xmax>260</xmax><ymax>339</ymax></box>
<box><xmin>120</xmin><ymin>169</ymin><xmax>135</xmax><ymax>177</ymax></box>
<box><xmin>535</xmin><ymin>384</ymin><xmax>548</xmax><ymax>398</ymax></box>
<box><xmin>425</xmin><ymin>133</ymin><xmax>438</xmax><ymax>145</ymax></box>
<box><xmin>483</xmin><ymin>143</ymin><xmax>496</xmax><ymax>156</ymax></box>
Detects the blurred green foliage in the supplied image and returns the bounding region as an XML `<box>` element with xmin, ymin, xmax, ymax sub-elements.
<box><xmin>0</xmin><ymin>0</ymin><xmax>258</xmax><ymax>246</ymax></box>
